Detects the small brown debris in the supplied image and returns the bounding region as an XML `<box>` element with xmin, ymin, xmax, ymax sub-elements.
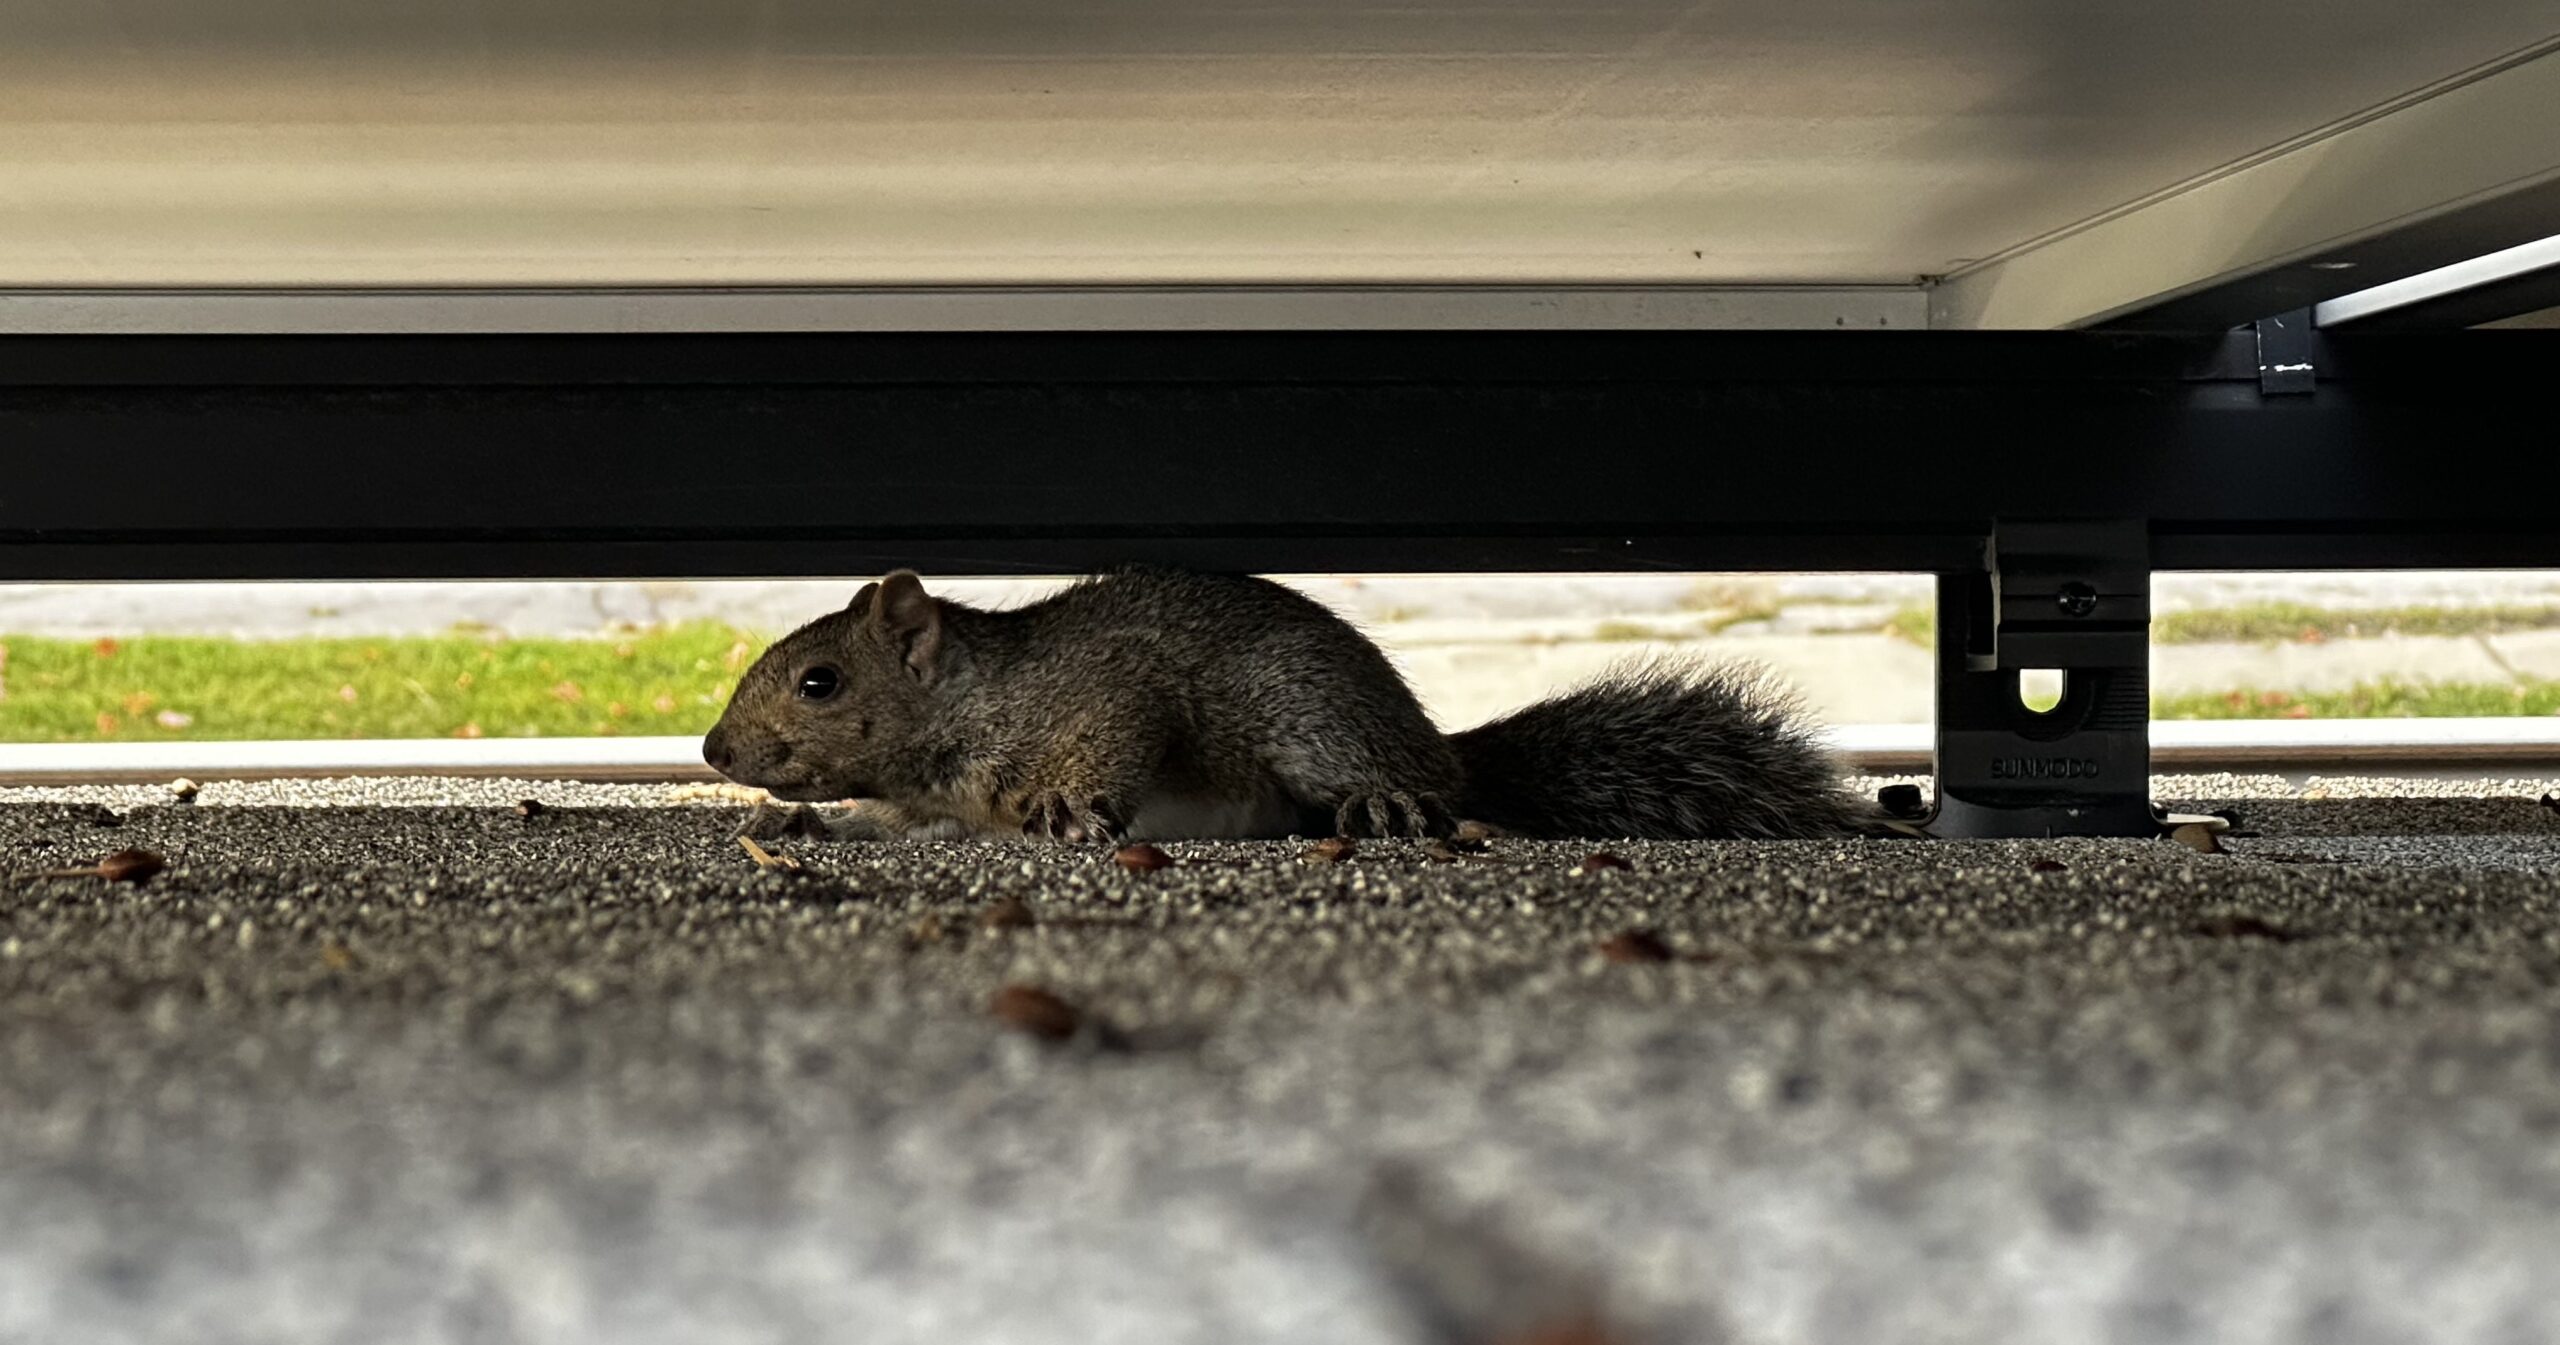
<box><xmin>169</xmin><ymin>777</ymin><xmax>201</xmax><ymax>803</ymax></box>
<box><xmin>909</xmin><ymin>915</ymin><xmax>948</xmax><ymax>944</ymax></box>
<box><xmin>737</xmin><ymin>835</ymin><xmax>803</xmax><ymax>871</ymax></box>
<box><xmin>2028</xmin><ymin>858</ymin><xmax>2067</xmax><ymax>873</ymax></box>
<box><xmin>1114</xmin><ymin>843</ymin><xmax>1173</xmax><ymax>873</ymax></box>
<box><xmin>1300</xmin><ymin>836</ymin><xmax>1359</xmax><ymax>864</ymax></box>
<box><xmin>1420</xmin><ymin>840</ymin><xmax>1464</xmax><ymax>863</ymax></box>
<box><xmin>1596</xmin><ymin>930</ymin><xmax>1674</xmax><ymax>964</ymax></box>
<box><xmin>2169</xmin><ymin>823</ymin><xmax>2223</xmax><ymax>854</ymax></box>
<box><xmin>980</xmin><ymin>896</ymin><xmax>1037</xmax><ymax>931</ymax></box>
<box><xmin>319</xmin><ymin>940</ymin><xmax>359</xmax><ymax>972</ymax></box>
<box><xmin>94</xmin><ymin>848</ymin><xmax>166</xmax><ymax>884</ymax></box>
<box><xmin>514</xmin><ymin>798</ymin><xmax>546</xmax><ymax>819</ymax></box>
<box><xmin>2195</xmin><ymin>913</ymin><xmax>2300</xmax><ymax>942</ymax></box>
<box><xmin>1579</xmin><ymin>852</ymin><xmax>1634</xmax><ymax>873</ymax></box>
<box><xmin>25</xmin><ymin>847</ymin><xmax>168</xmax><ymax>884</ymax></box>
<box><xmin>990</xmin><ymin>984</ymin><xmax>1080</xmax><ymax>1041</ymax></box>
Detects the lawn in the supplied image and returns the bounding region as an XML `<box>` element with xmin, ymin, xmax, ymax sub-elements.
<box><xmin>1</xmin><ymin>630</ymin><xmax>2554</xmax><ymax>743</ymax></box>
<box><xmin>0</xmin><ymin>627</ymin><xmax>757</xmax><ymax>743</ymax></box>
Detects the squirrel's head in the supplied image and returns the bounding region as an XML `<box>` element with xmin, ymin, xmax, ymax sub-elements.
<box><xmin>702</xmin><ymin>570</ymin><xmax>950</xmax><ymax>801</ymax></box>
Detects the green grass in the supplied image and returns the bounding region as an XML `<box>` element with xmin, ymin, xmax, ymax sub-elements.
<box><xmin>1882</xmin><ymin>605</ymin><xmax>1935</xmax><ymax>647</ymax></box>
<box><xmin>2154</xmin><ymin>678</ymin><xmax>2560</xmax><ymax>721</ymax></box>
<box><xmin>1869</xmin><ymin>601</ymin><xmax>2560</xmax><ymax>650</ymax></box>
<box><xmin>3</xmin><ymin>625</ymin><xmax>2555</xmax><ymax>743</ymax></box>
<box><xmin>0</xmin><ymin>626</ymin><xmax>761</xmax><ymax>743</ymax></box>
<box><xmin>2151</xmin><ymin>601</ymin><xmax>2560</xmax><ymax>645</ymax></box>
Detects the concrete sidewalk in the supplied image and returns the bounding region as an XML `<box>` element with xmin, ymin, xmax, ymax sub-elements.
<box><xmin>5</xmin><ymin>774</ymin><xmax>2560</xmax><ymax>1344</ymax></box>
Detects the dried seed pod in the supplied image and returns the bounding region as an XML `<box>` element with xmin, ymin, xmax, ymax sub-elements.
<box><xmin>1114</xmin><ymin>843</ymin><xmax>1173</xmax><ymax>873</ymax></box>
<box><xmin>990</xmin><ymin>984</ymin><xmax>1080</xmax><ymax>1041</ymax></box>
<box><xmin>169</xmin><ymin>778</ymin><xmax>202</xmax><ymax>803</ymax></box>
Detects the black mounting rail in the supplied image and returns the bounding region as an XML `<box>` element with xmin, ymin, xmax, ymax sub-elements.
<box><xmin>5</xmin><ymin>324</ymin><xmax>2557</xmax><ymax>835</ymax></box>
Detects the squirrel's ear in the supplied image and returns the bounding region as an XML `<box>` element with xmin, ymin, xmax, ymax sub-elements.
<box><xmin>867</xmin><ymin>570</ymin><xmax>943</xmax><ymax>682</ymax></box>
<box><xmin>845</xmin><ymin>581</ymin><xmax>880</xmax><ymax>614</ymax></box>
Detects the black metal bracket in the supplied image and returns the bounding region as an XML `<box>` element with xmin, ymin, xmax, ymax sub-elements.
<box><xmin>1925</xmin><ymin>519</ymin><xmax>2167</xmax><ymax>839</ymax></box>
<box><xmin>2254</xmin><ymin>307</ymin><xmax>2317</xmax><ymax>395</ymax></box>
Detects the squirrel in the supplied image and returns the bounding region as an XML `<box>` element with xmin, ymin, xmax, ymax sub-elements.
<box><xmin>702</xmin><ymin>567</ymin><xmax>1876</xmax><ymax>843</ymax></box>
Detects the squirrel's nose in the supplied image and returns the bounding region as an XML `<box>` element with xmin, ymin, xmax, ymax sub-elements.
<box><xmin>702</xmin><ymin>729</ymin><xmax>735</xmax><ymax>776</ymax></box>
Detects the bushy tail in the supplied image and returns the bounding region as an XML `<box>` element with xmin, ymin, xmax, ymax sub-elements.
<box><xmin>1448</xmin><ymin>657</ymin><xmax>1875</xmax><ymax>840</ymax></box>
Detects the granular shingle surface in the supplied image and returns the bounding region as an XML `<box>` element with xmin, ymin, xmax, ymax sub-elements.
<box><xmin>3</xmin><ymin>774</ymin><xmax>2559</xmax><ymax>1344</ymax></box>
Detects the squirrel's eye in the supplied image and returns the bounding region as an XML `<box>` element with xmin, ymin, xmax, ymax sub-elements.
<box><xmin>794</xmin><ymin>666</ymin><xmax>841</xmax><ymax>701</ymax></box>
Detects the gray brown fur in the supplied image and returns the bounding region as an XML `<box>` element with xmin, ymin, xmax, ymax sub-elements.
<box><xmin>704</xmin><ymin>567</ymin><xmax>1871</xmax><ymax>843</ymax></box>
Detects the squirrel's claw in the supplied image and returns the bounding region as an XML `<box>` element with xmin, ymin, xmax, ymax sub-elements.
<box><xmin>1337</xmin><ymin>790</ymin><xmax>1456</xmax><ymax>840</ymax></box>
<box><xmin>1021</xmin><ymin>792</ymin><xmax>1124</xmax><ymax>845</ymax></box>
<box><xmin>739</xmin><ymin>799</ymin><xmax>835</xmax><ymax>842</ymax></box>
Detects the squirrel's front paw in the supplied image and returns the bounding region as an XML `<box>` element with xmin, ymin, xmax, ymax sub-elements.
<box><xmin>1019</xmin><ymin>792</ymin><xmax>1124</xmax><ymax>845</ymax></box>
<box><xmin>739</xmin><ymin>799</ymin><xmax>834</xmax><ymax>842</ymax></box>
<box><xmin>1336</xmin><ymin>790</ymin><xmax>1457</xmax><ymax>840</ymax></box>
